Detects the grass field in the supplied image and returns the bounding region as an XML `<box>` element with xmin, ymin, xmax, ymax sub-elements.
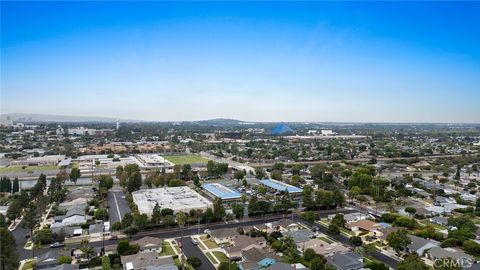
<box><xmin>318</xmin><ymin>236</ymin><xmax>334</xmax><ymax>244</ymax></box>
<box><xmin>0</xmin><ymin>165</ymin><xmax>58</xmax><ymax>173</ymax></box>
<box><xmin>159</xmin><ymin>241</ymin><xmax>176</xmax><ymax>256</ymax></box>
<box><xmin>206</xmin><ymin>252</ymin><xmax>218</xmax><ymax>264</ymax></box>
<box><xmin>212</xmin><ymin>251</ymin><xmax>229</xmax><ymax>263</ymax></box>
<box><xmin>422</xmin><ymin>221</ymin><xmax>448</xmax><ymax>230</ymax></box>
<box><xmin>22</xmin><ymin>260</ymin><xmax>36</xmax><ymax>270</ymax></box>
<box><xmin>164</xmin><ymin>155</ymin><xmax>209</xmax><ymax>165</ymax></box>
<box><xmin>200</xmin><ymin>235</ymin><xmax>219</xmax><ymax>249</ymax></box>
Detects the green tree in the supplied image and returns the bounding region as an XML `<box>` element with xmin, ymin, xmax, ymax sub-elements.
<box><xmin>12</xmin><ymin>178</ymin><xmax>19</xmax><ymax>194</ymax></box>
<box><xmin>69</xmin><ymin>167</ymin><xmax>81</xmax><ymax>184</ymax></box>
<box><xmin>187</xmin><ymin>257</ymin><xmax>202</xmax><ymax>269</ymax></box>
<box><xmin>102</xmin><ymin>256</ymin><xmax>112</xmax><ymax>270</ymax></box>
<box><xmin>405</xmin><ymin>207</ymin><xmax>417</xmax><ymax>217</ymax></box>
<box><xmin>80</xmin><ymin>239</ymin><xmax>96</xmax><ymax>260</ymax></box>
<box><xmin>133</xmin><ymin>214</ymin><xmax>150</xmax><ymax>230</ymax></box>
<box><xmin>213</xmin><ymin>198</ymin><xmax>226</xmax><ymax>221</ymax></box>
<box><xmin>331</xmin><ymin>214</ymin><xmax>346</xmax><ymax>228</ymax></box>
<box><xmin>350</xmin><ymin>236</ymin><xmax>363</xmax><ymax>246</ymax></box>
<box><xmin>127</xmin><ymin>172</ymin><xmax>142</xmax><ymax>193</ymax></box>
<box><xmin>23</xmin><ymin>203</ymin><xmax>39</xmax><ymax>257</ymax></box>
<box><xmin>398</xmin><ymin>254</ymin><xmax>428</xmax><ymax>270</ymax></box>
<box><xmin>98</xmin><ymin>175</ymin><xmax>114</xmax><ymax>189</ymax></box>
<box><xmin>6</xmin><ymin>200</ymin><xmax>21</xmax><ymax>225</ymax></box>
<box><xmin>176</xmin><ymin>211</ymin><xmax>187</xmax><ymax>270</ymax></box>
<box><xmin>94</xmin><ymin>208</ymin><xmax>109</xmax><ymax>221</ymax></box>
<box><xmin>151</xmin><ymin>202</ymin><xmax>162</xmax><ymax>225</ymax></box>
<box><xmin>58</xmin><ymin>255</ymin><xmax>72</xmax><ymax>265</ymax></box>
<box><xmin>0</xmin><ymin>227</ymin><xmax>20</xmax><ymax>270</ymax></box>
<box><xmin>234</xmin><ymin>170</ymin><xmax>246</xmax><ymax>181</ymax></box>
<box><xmin>117</xmin><ymin>240</ymin><xmax>131</xmax><ymax>255</ymax></box>
<box><xmin>387</xmin><ymin>229</ymin><xmax>411</xmax><ymax>254</ymax></box>
<box><xmin>232</xmin><ymin>203</ymin><xmax>244</xmax><ymax>220</ymax></box>
<box><xmin>255</xmin><ymin>168</ymin><xmax>265</xmax><ymax>179</ymax></box>
<box><xmin>327</xmin><ymin>224</ymin><xmax>340</xmax><ymax>235</ymax></box>
<box><xmin>218</xmin><ymin>262</ymin><xmax>240</xmax><ymax>270</ymax></box>
<box><xmin>310</xmin><ymin>256</ymin><xmax>326</xmax><ymax>270</ymax></box>
<box><xmin>34</xmin><ymin>229</ymin><xmax>53</xmax><ymax>245</ymax></box>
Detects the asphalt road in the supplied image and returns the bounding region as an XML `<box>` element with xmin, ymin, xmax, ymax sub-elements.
<box><xmin>180</xmin><ymin>236</ymin><xmax>216</xmax><ymax>270</ymax></box>
<box><xmin>11</xmin><ymin>220</ymin><xmax>32</xmax><ymax>259</ymax></box>
<box><xmin>18</xmin><ymin>209</ymin><xmax>356</xmax><ymax>260</ymax></box>
<box><xmin>107</xmin><ymin>190</ymin><xmax>131</xmax><ymax>224</ymax></box>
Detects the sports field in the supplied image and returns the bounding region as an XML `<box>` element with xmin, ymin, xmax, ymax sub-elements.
<box><xmin>163</xmin><ymin>155</ymin><xmax>209</xmax><ymax>165</ymax></box>
<box><xmin>0</xmin><ymin>165</ymin><xmax>58</xmax><ymax>174</ymax></box>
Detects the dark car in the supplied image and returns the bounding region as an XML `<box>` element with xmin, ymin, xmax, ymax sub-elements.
<box><xmin>50</xmin><ymin>242</ymin><xmax>65</xmax><ymax>248</ymax></box>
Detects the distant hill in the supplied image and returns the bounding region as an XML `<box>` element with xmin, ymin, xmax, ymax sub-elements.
<box><xmin>0</xmin><ymin>113</ymin><xmax>138</xmax><ymax>123</ymax></box>
<box><xmin>194</xmin><ymin>118</ymin><xmax>252</xmax><ymax>126</ymax></box>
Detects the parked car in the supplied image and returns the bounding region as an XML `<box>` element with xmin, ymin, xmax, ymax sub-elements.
<box><xmin>192</xmin><ymin>239</ymin><xmax>199</xmax><ymax>245</ymax></box>
<box><xmin>50</xmin><ymin>242</ymin><xmax>65</xmax><ymax>248</ymax></box>
<box><xmin>25</xmin><ymin>234</ymin><xmax>30</xmax><ymax>239</ymax></box>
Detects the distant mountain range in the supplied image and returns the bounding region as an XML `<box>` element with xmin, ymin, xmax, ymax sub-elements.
<box><xmin>0</xmin><ymin>113</ymin><xmax>137</xmax><ymax>123</ymax></box>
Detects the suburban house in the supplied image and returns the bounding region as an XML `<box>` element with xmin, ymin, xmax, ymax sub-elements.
<box><xmin>297</xmin><ymin>239</ymin><xmax>349</xmax><ymax>256</ymax></box>
<box><xmin>406</xmin><ymin>235</ymin><xmax>440</xmax><ymax>256</ymax></box>
<box><xmin>89</xmin><ymin>223</ymin><xmax>110</xmax><ymax>239</ymax></box>
<box><xmin>265</xmin><ymin>262</ymin><xmax>296</xmax><ymax>270</ymax></box>
<box><xmin>42</xmin><ymin>265</ymin><xmax>79</xmax><ymax>270</ymax></box>
<box><xmin>345</xmin><ymin>220</ymin><xmax>381</xmax><ymax>235</ymax></box>
<box><xmin>426</xmin><ymin>246</ymin><xmax>474</xmax><ymax>264</ymax></box>
<box><xmin>267</xmin><ymin>219</ymin><xmax>301</xmax><ymax>233</ymax></box>
<box><xmin>239</xmin><ymin>247</ymin><xmax>281</xmax><ymax>270</ymax></box>
<box><xmin>375</xmin><ymin>227</ymin><xmax>400</xmax><ymax>243</ymax></box>
<box><xmin>327</xmin><ymin>252</ymin><xmax>364</xmax><ymax>270</ymax></box>
<box><xmin>207</xmin><ymin>228</ymin><xmax>240</xmax><ymax>245</ymax></box>
<box><xmin>429</xmin><ymin>217</ymin><xmax>448</xmax><ymax>227</ymax></box>
<box><xmin>121</xmin><ymin>252</ymin><xmax>178</xmax><ymax>270</ymax></box>
<box><xmin>224</xmin><ymin>235</ymin><xmax>267</xmax><ymax>260</ymax></box>
<box><xmin>342</xmin><ymin>213</ymin><xmax>368</xmax><ymax>223</ymax></box>
<box><xmin>52</xmin><ymin>206</ymin><xmax>91</xmax><ymax>227</ymax></box>
<box><xmin>285</xmin><ymin>229</ymin><xmax>315</xmax><ymax>244</ymax></box>
<box><xmin>132</xmin><ymin>236</ymin><xmax>163</xmax><ymax>253</ymax></box>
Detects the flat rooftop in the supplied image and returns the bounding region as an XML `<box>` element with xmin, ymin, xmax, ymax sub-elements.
<box><xmin>259</xmin><ymin>179</ymin><xmax>303</xmax><ymax>193</ymax></box>
<box><xmin>132</xmin><ymin>187</ymin><xmax>212</xmax><ymax>215</ymax></box>
<box><xmin>202</xmin><ymin>183</ymin><xmax>241</xmax><ymax>200</ymax></box>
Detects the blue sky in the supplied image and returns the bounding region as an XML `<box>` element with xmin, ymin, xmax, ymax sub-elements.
<box><xmin>1</xmin><ymin>1</ymin><xmax>479</xmax><ymax>123</ymax></box>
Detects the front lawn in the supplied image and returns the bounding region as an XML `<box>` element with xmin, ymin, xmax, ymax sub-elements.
<box><xmin>160</xmin><ymin>241</ymin><xmax>175</xmax><ymax>256</ymax></box>
<box><xmin>212</xmin><ymin>251</ymin><xmax>229</xmax><ymax>263</ymax></box>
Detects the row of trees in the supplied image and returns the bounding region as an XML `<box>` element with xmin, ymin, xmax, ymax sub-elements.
<box><xmin>0</xmin><ymin>177</ymin><xmax>19</xmax><ymax>193</ymax></box>
<box><xmin>302</xmin><ymin>186</ymin><xmax>345</xmax><ymax>210</ymax></box>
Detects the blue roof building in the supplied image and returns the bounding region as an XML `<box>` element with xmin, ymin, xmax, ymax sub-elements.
<box><xmin>271</xmin><ymin>124</ymin><xmax>294</xmax><ymax>135</ymax></box>
<box><xmin>202</xmin><ymin>183</ymin><xmax>242</xmax><ymax>201</ymax></box>
<box><xmin>259</xmin><ymin>179</ymin><xmax>303</xmax><ymax>194</ymax></box>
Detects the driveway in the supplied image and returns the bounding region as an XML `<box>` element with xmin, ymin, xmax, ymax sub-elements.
<box><xmin>107</xmin><ymin>190</ymin><xmax>131</xmax><ymax>224</ymax></box>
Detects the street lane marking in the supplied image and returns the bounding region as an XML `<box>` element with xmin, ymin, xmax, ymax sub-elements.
<box><xmin>112</xmin><ymin>192</ymin><xmax>122</xmax><ymax>222</ymax></box>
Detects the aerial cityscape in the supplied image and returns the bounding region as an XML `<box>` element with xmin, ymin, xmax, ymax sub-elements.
<box><xmin>1</xmin><ymin>2</ymin><xmax>480</xmax><ymax>270</ymax></box>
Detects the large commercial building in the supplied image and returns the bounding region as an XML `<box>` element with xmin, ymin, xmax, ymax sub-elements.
<box><xmin>132</xmin><ymin>187</ymin><xmax>213</xmax><ymax>216</ymax></box>
<box><xmin>259</xmin><ymin>179</ymin><xmax>303</xmax><ymax>195</ymax></box>
<box><xmin>134</xmin><ymin>154</ymin><xmax>174</xmax><ymax>170</ymax></box>
<box><xmin>202</xmin><ymin>183</ymin><xmax>242</xmax><ymax>201</ymax></box>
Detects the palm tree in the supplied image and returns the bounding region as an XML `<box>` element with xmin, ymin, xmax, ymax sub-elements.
<box><xmin>176</xmin><ymin>211</ymin><xmax>187</xmax><ymax>270</ymax></box>
<box><xmin>80</xmin><ymin>239</ymin><xmax>96</xmax><ymax>260</ymax></box>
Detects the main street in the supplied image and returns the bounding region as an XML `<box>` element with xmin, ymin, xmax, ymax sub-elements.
<box><xmin>16</xmin><ymin>209</ymin><xmax>356</xmax><ymax>260</ymax></box>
